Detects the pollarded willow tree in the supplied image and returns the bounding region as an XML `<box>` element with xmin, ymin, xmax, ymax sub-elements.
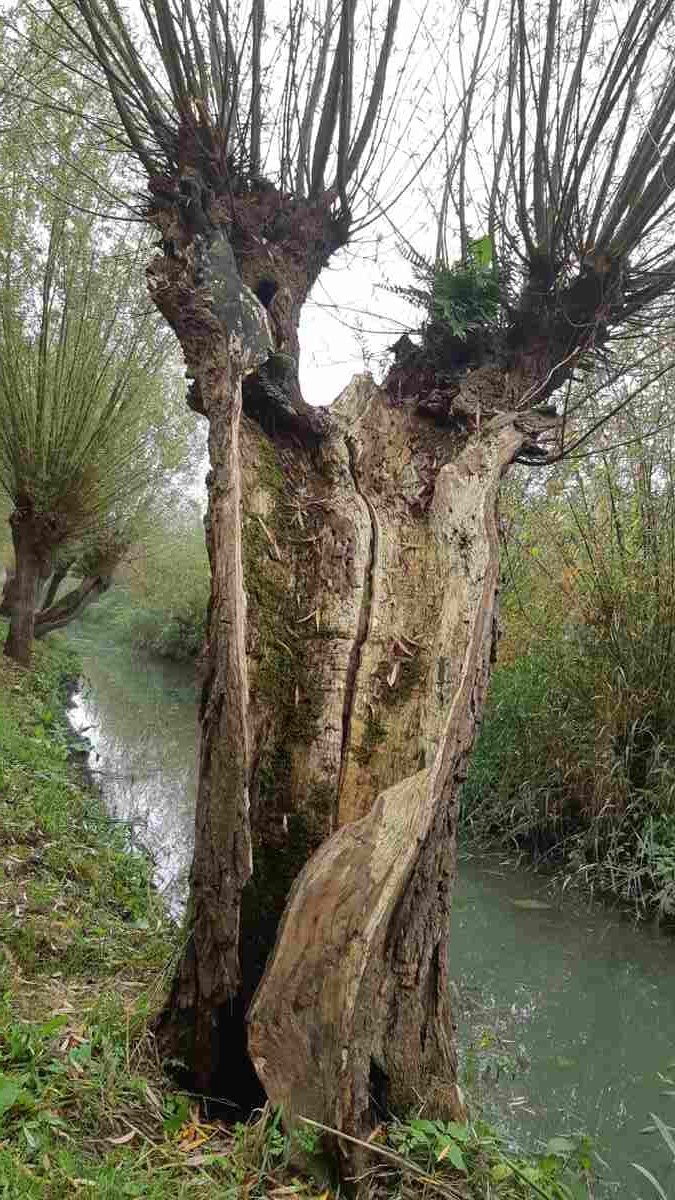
<box><xmin>0</xmin><ymin>11</ymin><xmax>191</xmax><ymax>664</ymax></box>
<box><xmin>54</xmin><ymin>0</ymin><xmax>675</xmax><ymax>1173</ymax></box>
<box><xmin>0</xmin><ymin>206</ymin><xmax>185</xmax><ymax>664</ymax></box>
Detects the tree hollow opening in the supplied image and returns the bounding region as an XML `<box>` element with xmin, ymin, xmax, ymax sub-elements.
<box><xmin>255</xmin><ymin>277</ymin><xmax>278</xmax><ymax>309</ymax></box>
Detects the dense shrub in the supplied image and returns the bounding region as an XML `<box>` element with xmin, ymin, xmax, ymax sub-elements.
<box><xmin>128</xmin><ymin>596</ymin><xmax>207</xmax><ymax>661</ymax></box>
<box><xmin>116</xmin><ymin>516</ymin><xmax>209</xmax><ymax>661</ymax></box>
<box><xmin>462</xmin><ymin>445</ymin><xmax>675</xmax><ymax>920</ymax></box>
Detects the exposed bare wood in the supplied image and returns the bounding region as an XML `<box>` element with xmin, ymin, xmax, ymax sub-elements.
<box><xmin>248</xmin><ymin>396</ymin><xmax>523</xmax><ymax>1160</ymax></box>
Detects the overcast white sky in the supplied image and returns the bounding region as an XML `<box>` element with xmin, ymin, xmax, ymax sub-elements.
<box><xmin>293</xmin><ymin>0</ymin><xmax>478</xmax><ymax>406</ymax></box>
<box><xmin>299</xmin><ymin>242</ymin><xmax>419</xmax><ymax>406</ymax></box>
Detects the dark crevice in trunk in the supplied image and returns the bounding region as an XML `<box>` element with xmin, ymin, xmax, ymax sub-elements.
<box><xmin>254</xmin><ymin>277</ymin><xmax>278</xmax><ymax>308</ymax></box>
<box><xmin>336</xmin><ymin>434</ymin><xmax>378</xmax><ymax>819</ymax></box>
<box><xmin>368</xmin><ymin>1056</ymin><xmax>390</xmax><ymax>1123</ymax></box>
<box><xmin>241</xmin><ymin>363</ymin><xmax>328</xmax><ymax>446</ymax></box>
<box><xmin>162</xmin><ymin>992</ymin><xmax>265</xmax><ymax>1121</ymax></box>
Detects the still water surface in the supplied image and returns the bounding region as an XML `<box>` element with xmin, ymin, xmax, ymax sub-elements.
<box><xmin>62</xmin><ymin>615</ymin><xmax>675</xmax><ymax>1193</ymax></box>
<box><xmin>452</xmin><ymin>865</ymin><xmax>675</xmax><ymax>1192</ymax></box>
<box><xmin>65</xmin><ymin>619</ymin><xmax>197</xmax><ymax>915</ymax></box>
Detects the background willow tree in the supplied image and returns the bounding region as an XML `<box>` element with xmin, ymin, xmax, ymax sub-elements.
<box><xmin>0</xmin><ymin>21</ymin><xmax>191</xmax><ymax>664</ymax></box>
<box><xmin>54</xmin><ymin>0</ymin><xmax>675</xmax><ymax>1168</ymax></box>
<box><xmin>0</xmin><ymin>211</ymin><xmax>184</xmax><ymax>664</ymax></box>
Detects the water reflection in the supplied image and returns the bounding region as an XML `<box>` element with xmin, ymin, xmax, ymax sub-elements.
<box><xmin>64</xmin><ymin>625</ymin><xmax>198</xmax><ymax>915</ymax></box>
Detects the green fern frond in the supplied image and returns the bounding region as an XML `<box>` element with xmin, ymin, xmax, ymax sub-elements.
<box><xmin>393</xmin><ymin>237</ymin><xmax>501</xmax><ymax>341</ymax></box>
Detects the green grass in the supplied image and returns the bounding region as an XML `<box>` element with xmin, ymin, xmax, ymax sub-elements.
<box><xmin>0</xmin><ymin>623</ymin><xmax>595</xmax><ymax>1198</ymax></box>
<box><xmin>0</xmin><ymin>624</ymin><xmax>337</xmax><ymax>1198</ymax></box>
<box><xmin>0</xmin><ymin>629</ymin><xmax>171</xmax><ymax>982</ymax></box>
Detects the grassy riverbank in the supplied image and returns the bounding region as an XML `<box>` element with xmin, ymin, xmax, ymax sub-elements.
<box><xmin>0</xmin><ymin>627</ymin><xmax>596</xmax><ymax>1199</ymax></box>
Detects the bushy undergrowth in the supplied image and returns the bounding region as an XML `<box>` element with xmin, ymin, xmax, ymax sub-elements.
<box><xmin>462</xmin><ymin>452</ymin><xmax>675</xmax><ymax>920</ymax></box>
<box><xmin>77</xmin><ymin>517</ymin><xmax>209</xmax><ymax>662</ymax></box>
<box><xmin>123</xmin><ymin>593</ymin><xmax>206</xmax><ymax>662</ymax></box>
<box><xmin>462</xmin><ymin>643</ymin><xmax>675</xmax><ymax>918</ymax></box>
<box><xmin>111</xmin><ymin>519</ymin><xmax>208</xmax><ymax>661</ymax></box>
<box><xmin>121</xmin><ymin>519</ymin><xmax>208</xmax><ymax>661</ymax></box>
<box><xmin>0</xmin><ymin>627</ymin><xmax>595</xmax><ymax>1197</ymax></box>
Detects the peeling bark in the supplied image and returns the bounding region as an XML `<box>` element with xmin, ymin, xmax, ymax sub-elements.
<box><xmin>151</xmin><ymin>182</ymin><xmax>276</xmax><ymax>1095</ymax></box>
<box><xmin>164</xmin><ymin>351</ymin><xmax>256</xmax><ymax>1095</ymax></box>
<box><xmin>337</xmin><ymin>435</ymin><xmax>378</xmax><ymax>810</ymax></box>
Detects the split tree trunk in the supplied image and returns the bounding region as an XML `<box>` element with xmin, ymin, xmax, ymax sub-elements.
<box><xmin>161</xmin><ymin>344</ymin><xmax>535</xmax><ymax>1131</ymax></box>
<box><xmin>145</xmin><ymin>174</ymin><xmax>556</xmax><ymax>1164</ymax></box>
<box><xmin>248</xmin><ymin>403</ymin><xmax>522</xmax><ymax>1154</ymax></box>
<box><xmin>34</xmin><ymin>573</ymin><xmax>111</xmax><ymax>638</ymax></box>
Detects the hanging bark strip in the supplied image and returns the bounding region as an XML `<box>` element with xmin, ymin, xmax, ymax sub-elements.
<box><xmin>148</xmin><ymin>211</ymin><xmax>273</xmax><ymax>1090</ymax></box>
<box><xmin>248</xmin><ymin>405</ymin><xmax>523</xmax><ymax>1158</ymax></box>
<box><xmin>175</xmin><ymin>352</ymin><xmax>252</xmax><ymax>1091</ymax></box>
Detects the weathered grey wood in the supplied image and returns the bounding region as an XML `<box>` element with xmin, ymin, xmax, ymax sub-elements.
<box><xmin>151</xmin><ymin>186</ymin><xmax>273</xmax><ymax>1091</ymax></box>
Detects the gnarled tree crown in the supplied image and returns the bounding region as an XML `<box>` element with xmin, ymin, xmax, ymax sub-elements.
<box><xmin>55</xmin><ymin>0</ymin><xmax>404</xmax><ymax>219</ymax></box>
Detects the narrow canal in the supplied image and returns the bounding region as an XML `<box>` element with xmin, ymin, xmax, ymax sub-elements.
<box><xmin>62</xmin><ymin>613</ymin><xmax>675</xmax><ymax>1195</ymax></box>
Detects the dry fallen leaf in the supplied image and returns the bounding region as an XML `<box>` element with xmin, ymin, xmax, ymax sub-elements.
<box><xmin>106</xmin><ymin>1130</ymin><xmax>136</xmax><ymax>1146</ymax></box>
<box><xmin>177</xmin><ymin>1119</ymin><xmax>218</xmax><ymax>1153</ymax></box>
<box><xmin>143</xmin><ymin>1083</ymin><xmax>162</xmax><ymax>1111</ymax></box>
